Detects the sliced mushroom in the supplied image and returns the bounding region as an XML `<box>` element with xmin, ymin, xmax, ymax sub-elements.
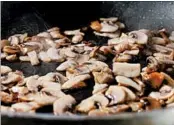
<box><xmin>76</xmin><ymin>94</ymin><xmax>109</xmax><ymax>113</ymax></box>
<box><xmin>47</xmin><ymin>27</ymin><xmax>60</xmax><ymax>32</ymax></box>
<box><xmin>1</xmin><ymin>106</ymin><xmax>14</xmax><ymax>112</ymax></box>
<box><xmin>167</xmin><ymin>103</ymin><xmax>174</xmax><ymax>108</ymax></box>
<box><xmin>62</xmin><ymin>74</ymin><xmax>91</xmax><ymax>89</ymax></box>
<box><xmin>1</xmin><ymin>39</ymin><xmax>10</xmax><ymax>49</ymax></box>
<box><xmin>128</xmin><ymin>102</ymin><xmax>144</xmax><ymax>112</ymax></box>
<box><xmin>123</xmin><ymin>49</ymin><xmax>139</xmax><ymax>55</ymax></box>
<box><xmin>160</xmin><ymin>72</ymin><xmax>174</xmax><ymax>87</ymax></box>
<box><xmin>0</xmin><ymin>91</ymin><xmax>13</xmax><ymax>103</ymax></box>
<box><xmin>26</xmin><ymin>77</ymin><xmax>40</xmax><ymax>92</ymax></box>
<box><xmin>27</xmin><ymin>51</ymin><xmax>40</xmax><ymax>65</ymax></box>
<box><xmin>75</xmin><ymin>54</ymin><xmax>90</xmax><ymax>64</ymax></box>
<box><xmin>53</xmin><ymin>95</ymin><xmax>76</xmax><ymax>115</ymax></box>
<box><xmin>149</xmin><ymin>85</ymin><xmax>174</xmax><ymax>100</ymax></box>
<box><xmin>6</xmin><ymin>54</ymin><xmax>17</xmax><ymax>61</ymax></box>
<box><xmin>94</xmin><ymin>31</ymin><xmax>120</xmax><ymax>38</ymax></box>
<box><xmin>108</xmin><ymin>38</ymin><xmax>121</xmax><ymax>46</ymax></box>
<box><xmin>154</xmin><ymin>52</ymin><xmax>173</xmax><ymax>60</ymax></box>
<box><xmin>105</xmin><ymin>86</ymin><xmax>126</xmax><ymax>105</ymax></box>
<box><xmin>8</xmin><ymin>35</ymin><xmax>20</xmax><ymax>45</ymax></box>
<box><xmin>40</xmin><ymin>81</ymin><xmax>61</xmax><ymax>90</ymax></box>
<box><xmin>116</xmin><ymin>76</ymin><xmax>142</xmax><ymax>92</ymax></box>
<box><xmin>151</xmin><ymin>37</ymin><xmax>166</xmax><ymax>45</ymax></box>
<box><xmin>141</xmin><ymin>97</ymin><xmax>161</xmax><ymax>110</ymax></box>
<box><xmin>2</xmin><ymin>72</ymin><xmax>22</xmax><ymax>85</ymax></box>
<box><xmin>72</xmin><ymin>34</ymin><xmax>83</xmax><ymax>44</ymax></box>
<box><xmin>146</xmin><ymin>56</ymin><xmax>159</xmax><ymax>73</ymax></box>
<box><xmin>50</xmin><ymin>30</ymin><xmax>64</xmax><ymax>39</ymax></box>
<box><xmin>64</xmin><ymin>29</ymin><xmax>84</xmax><ymax>36</ymax></box>
<box><xmin>116</xmin><ymin>21</ymin><xmax>125</xmax><ymax>29</ymax></box>
<box><xmin>1</xmin><ymin>53</ymin><xmax>8</xmax><ymax>59</ymax></box>
<box><xmin>41</xmin><ymin>88</ymin><xmax>66</xmax><ymax>98</ymax></box>
<box><xmin>11</xmin><ymin>86</ymin><xmax>29</xmax><ymax>95</ymax></box>
<box><xmin>113</xmin><ymin>54</ymin><xmax>132</xmax><ymax>62</ymax></box>
<box><xmin>11</xmin><ymin>102</ymin><xmax>40</xmax><ymax>113</ymax></box>
<box><xmin>152</xmin><ymin>44</ymin><xmax>173</xmax><ymax>52</ymax></box>
<box><xmin>37</xmin><ymin>32</ymin><xmax>52</xmax><ymax>39</ymax></box>
<box><xmin>92</xmin><ymin>84</ymin><xmax>108</xmax><ymax>94</ymax></box>
<box><xmin>3</xmin><ymin>46</ymin><xmax>20</xmax><ymax>54</ymax></box>
<box><xmin>1</xmin><ymin>65</ymin><xmax>12</xmax><ymax>75</ymax></box>
<box><xmin>120</xmin><ymin>86</ymin><xmax>136</xmax><ymax>101</ymax></box>
<box><xmin>56</xmin><ymin>60</ymin><xmax>77</xmax><ymax>71</ymax></box>
<box><xmin>100</xmin><ymin>22</ymin><xmax>118</xmax><ymax>33</ymax></box>
<box><xmin>113</xmin><ymin>63</ymin><xmax>141</xmax><ymax>77</ymax></box>
<box><xmin>166</xmin><ymin>43</ymin><xmax>174</xmax><ymax>49</ymax></box>
<box><xmin>90</xmin><ymin>21</ymin><xmax>102</xmax><ymax>31</ymax></box>
<box><xmin>100</xmin><ymin>17</ymin><xmax>118</xmax><ymax>22</ymax></box>
<box><xmin>88</xmin><ymin>109</ymin><xmax>109</xmax><ymax>116</ymax></box>
<box><xmin>166</xmin><ymin>95</ymin><xmax>174</xmax><ymax>104</ymax></box>
<box><xmin>59</xmin><ymin>47</ymin><xmax>77</xmax><ymax>58</ymax></box>
<box><xmin>128</xmin><ymin>31</ymin><xmax>148</xmax><ymax>44</ymax></box>
<box><xmin>38</xmin><ymin>51</ymin><xmax>51</xmax><ymax>62</ymax></box>
<box><xmin>47</xmin><ymin>47</ymin><xmax>64</xmax><ymax>62</ymax></box>
<box><xmin>19</xmin><ymin>56</ymin><xmax>30</xmax><ymax>62</ymax></box>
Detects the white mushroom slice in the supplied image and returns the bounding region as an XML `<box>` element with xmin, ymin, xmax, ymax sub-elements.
<box><xmin>6</xmin><ymin>54</ymin><xmax>17</xmax><ymax>61</ymax></box>
<box><xmin>0</xmin><ymin>91</ymin><xmax>13</xmax><ymax>103</ymax></box>
<box><xmin>20</xmin><ymin>75</ymin><xmax>39</xmax><ymax>86</ymax></box>
<box><xmin>92</xmin><ymin>84</ymin><xmax>108</xmax><ymax>94</ymax></box>
<box><xmin>2</xmin><ymin>72</ymin><xmax>22</xmax><ymax>85</ymax></box>
<box><xmin>8</xmin><ymin>36</ymin><xmax>19</xmax><ymax>45</ymax></box>
<box><xmin>116</xmin><ymin>22</ymin><xmax>125</xmax><ymax>29</ymax></box>
<box><xmin>120</xmin><ymin>86</ymin><xmax>136</xmax><ymax>101</ymax></box>
<box><xmin>37</xmin><ymin>32</ymin><xmax>52</xmax><ymax>39</ymax></box>
<box><xmin>113</xmin><ymin>63</ymin><xmax>140</xmax><ymax>77</ymax></box>
<box><xmin>133</xmin><ymin>77</ymin><xmax>145</xmax><ymax>87</ymax></box>
<box><xmin>38</xmin><ymin>72</ymin><xmax>68</xmax><ymax>84</ymax></box>
<box><xmin>128</xmin><ymin>31</ymin><xmax>148</xmax><ymax>44</ymax></box>
<box><xmin>151</xmin><ymin>37</ymin><xmax>166</xmax><ymax>45</ymax></box>
<box><xmin>1</xmin><ymin>65</ymin><xmax>12</xmax><ymax>75</ymax></box>
<box><xmin>47</xmin><ymin>47</ymin><xmax>64</xmax><ymax>62</ymax></box>
<box><xmin>114</xmin><ymin>42</ymin><xmax>130</xmax><ymax>53</ymax></box>
<box><xmin>11</xmin><ymin>86</ymin><xmax>29</xmax><ymax>95</ymax></box>
<box><xmin>100</xmin><ymin>22</ymin><xmax>118</xmax><ymax>33</ymax></box>
<box><xmin>94</xmin><ymin>31</ymin><xmax>120</xmax><ymax>38</ymax></box>
<box><xmin>103</xmin><ymin>104</ymin><xmax>130</xmax><ymax>114</ymax></box>
<box><xmin>38</xmin><ymin>51</ymin><xmax>51</xmax><ymax>62</ymax></box>
<box><xmin>11</xmin><ymin>102</ymin><xmax>40</xmax><ymax>112</ymax></box>
<box><xmin>47</xmin><ymin>27</ymin><xmax>60</xmax><ymax>32</ymax></box>
<box><xmin>19</xmin><ymin>92</ymin><xmax>57</xmax><ymax>106</ymax></box>
<box><xmin>64</xmin><ymin>29</ymin><xmax>84</xmax><ymax>36</ymax></box>
<box><xmin>149</xmin><ymin>89</ymin><xmax>174</xmax><ymax>100</ymax></box>
<box><xmin>41</xmin><ymin>88</ymin><xmax>66</xmax><ymax>98</ymax></box>
<box><xmin>72</xmin><ymin>34</ymin><xmax>83</xmax><ymax>43</ymax></box>
<box><xmin>100</xmin><ymin>17</ymin><xmax>118</xmax><ymax>22</ymax></box>
<box><xmin>167</xmin><ymin>103</ymin><xmax>174</xmax><ymax>108</ymax></box>
<box><xmin>75</xmin><ymin>54</ymin><xmax>90</xmax><ymax>64</ymax></box>
<box><xmin>1</xmin><ymin>106</ymin><xmax>14</xmax><ymax>112</ymax></box>
<box><xmin>160</xmin><ymin>72</ymin><xmax>174</xmax><ymax>87</ymax></box>
<box><xmin>1</xmin><ymin>53</ymin><xmax>8</xmax><ymax>59</ymax></box>
<box><xmin>53</xmin><ymin>95</ymin><xmax>76</xmax><ymax>115</ymax></box>
<box><xmin>26</xmin><ymin>77</ymin><xmax>40</xmax><ymax>92</ymax></box>
<box><xmin>19</xmin><ymin>56</ymin><xmax>30</xmax><ymax>62</ymax></box>
<box><xmin>116</xmin><ymin>76</ymin><xmax>142</xmax><ymax>92</ymax></box>
<box><xmin>169</xmin><ymin>31</ymin><xmax>174</xmax><ymax>41</ymax></box>
<box><xmin>92</xmin><ymin>71</ymin><xmax>113</xmax><ymax>84</ymax></box>
<box><xmin>166</xmin><ymin>43</ymin><xmax>174</xmax><ymax>49</ymax></box>
<box><xmin>63</xmin><ymin>48</ymin><xmax>77</xmax><ymax>58</ymax></box>
<box><xmin>50</xmin><ymin>30</ymin><xmax>64</xmax><ymax>39</ymax></box>
<box><xmin>76</xmin><ymin>94</ymin><xmax>109</xmax><ymax>113</ymax></box>
<box><xmin>56</xmin><ymin>60</ymin><xmax>77</xmax><ymax>71</ymax></box>
<box><xmin>123</xmin><ymin>49</ymin><xmax>139</xmax><ymax>55</ymax></box>
<box><xmin>108</xmin><ymin>38</ymin><xmax>122</xmax><ymax>45</ymax></box>
<box><xmin>40</xmin><ymin>81</ymin><xmax>61</xmax><ymax>90</ymax></box>
<box><xmin>105</xmin><ymin>86</ymin><xmax>126</xmax><ymax>105</ymax></box>
<box><xmin>27</xmin><ymin>51</ymin><xmax>40</xmax><ymax>65</ymax></box>
<box><xmin>62</xmin><ymin>74</ymin><xmax>91</xmax><ymax>89</ymax></box>
<box><xmin>44</xmin><ymin>39</ymin><xmax>57</xmax><ymax>48</ymax></box>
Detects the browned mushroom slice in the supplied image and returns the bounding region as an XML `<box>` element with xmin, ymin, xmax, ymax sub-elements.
<box><xmin>62</xmin><ymin>74</ymin><xmax>91</xmax><ymax>89</ymax></box>
<box><xmin>94</xmin><ymin>31</ymin><xmax>120</xmax><ymax>38</ymax></box>
<box><xmin>0</xmin><ymin>91</ymin><xmax>13</xmax><ymax>103</ymax></box>
<box><xmin>11</xmin><ymin>86</ymin><xmax>29</xmax><ymax>95</ymax></box>
<box><xmin>27</xmin><ymin>51</ymin><xmax>40</xmax><ymax>65</ymax></box>
<box><xmin>116</xmin><ymin>76</ymin><xmax>142</xmax><ymax>92</ymax></box>
<box><xmin>108</xmin><ymin>38</ymin><xmax>121</xmax><ymax>46</ymax></box>
<box><xmin>3</xmin><ymin>46</ymin><xmax>20</xmax><ymax>54</ymax></box>
<box><xmin>1</xmin><ymin>65</ymin><xmax>12</xmax><ymax>75</ymax></box>
<box><xmin>166</xmin><ymin>95</ymin><xmax>174</xmax><ymax>104</ymax></box>
<box><xmin>1</xmin><ymin>39</ymin><xmax>10</xmax><ymax>49</ymax></box>
<box><xmin>50</xmin><ymin>30</ymin><xmax>64</xmax><ymax>39</ymax></box>
<box><xmin>92</xmin><ymin>70</ymin><xmax>114</xmax><ymax>84</ymax></box>
<box><xmin>8</xmin><ymin>35</ymin><xmax>20</xmax><ymax>45</ymax></box>
<box><xmin>141</xmin><ymin>97</ymin><xmax>161</xmax><ymax>110</ymax></box>
<box><xmin>19</xmin><ymin>56</ymin><xmax>30</xmax><ymax>62</ymax></box>
<box><xmin>152</xmin><ymin>44</ymin><xmax>173</xmax><ymax>52</ymax></box>
<box><xmin>154</xmin><ymin>52</ymin><xmax>173</xmax><ymax>60</ymax></box>
<box><xmin>76</xmin><ymin>94</ymin><xmax>109</xmax><ymax>113</ymax></box>
<box><xmin>37</xmin><ymin>32</ymin><xmax>52</xmax><ymax>39</ymax></box>
<box><xmin>123</xmin><ymin>49</ymin><xmax>139</xmax><ymax>55</ymax></box>
<box><xmin>47</xmin><ymin>47</ymin><xmax>64</xmax><ymax>62</ymax></box>
<box><xmin>113</xmin><ymin>63</ymin><xmax>140</xmax><ymax>77</ymax></box>
<box><xmin>53</xmin><ymin>95</ymin><xmax>76</xmax><ymax>115</ymax></box>
<box><xmin>146</xmin><ymin>56</ymin><xmax>159</xmax><ymax>73</ymax></box>
<box><xmin>92</xmin><ymin>84</ymin><xmax>108</xmax><ymax>94</ymax></box>
<box><xmin>103</xmin><ymin>104</ymin><xmax>130</xmax><ymax>114</ymax></box>
<box><xmin>64</xmin><ymin>29</ymin><xmax>84</xmax><ymax>36</ymax></box>
<box><xmin>38</xmin><ymin>51</ymin><xmax>51</xmax><ymax>62</ymax></box>
<box><xmin>56</xmin><ymin>60</ymin><xmax>77</xmax><ymax>71</ymax></box>
<box><xmin>160</xmin><ymin>72</ymin><xmax>174</xmax><ymax>87</ymax></box>
<box><xmin>149</xmin><ymin>85</ymin><xmax>174</xmax><ymax>100</ymax></box>
<box><xmin>151</xmin><ymin>37</ymin><xmax>166</xmax><ymax>45</ymax></box>
<box><xmin>88</xmin><ymin>109</ymin><xmax>109</xmax><ymax>116</ymax></box>
<box><xmin>47</xmin><ymin>27</ymin><xmax>60</xmax><ymax>32</ymax></box>
<box><xmin>72</xmin><ymin>34</ymin><xmax>83</xmax><ymax>44</ymax></box>
<box><xmin>128</xmin><ymin>31</ymin><xmax>148</xmax><ymax>44</ymax></box>
<box><xmin>113</xmin><ymin>54</ymin><xmax>132</xmax><ymax>62</ymax></box>
<box><xmin>6</xmin><ymin>54</ymin><xmax>17</xmax><ymax>61</ymax></box>
<box><xmin>2</xmin><ymin>72</ymin><xmax>22</xmax><ymax>85</ymax></box>
<box><xmin>105</xmin><ymin>86</ymin><xmax>126</xmax><ymax>105</ymax></box>
<box><xmin>1</xmin><ymin>106</ymin><xmax>14</xmax><ymax>112</ymax></box>
<box><xmin>100</xmin><ymin>22</ymin><xmax>118</xmax><ymax>33</ymax></box>
<box><xmin>133</xmin><ymin>77</ymin><xmax>145</xmax><ymax>87</ymax></box>
<box><xmin>90</xmin><ymin>21</ymin><xmax>102</xmax><ymax>31</ymax></box>
<box><xmin>11</xmin><ymin>102</ymin><xmax>40</xmax><ymax>113</ymax></box>
<box><xmin>120</xmin><ymin>86</ymin><xmax>136</xmax><ymax>101</ymax></box>
<box><xmin>128</xmin><ymin>102</ymin><xmax>144</xmax><ymax>112</ymax></box>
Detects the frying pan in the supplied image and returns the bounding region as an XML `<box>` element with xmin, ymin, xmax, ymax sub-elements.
<box><xmin>1</xmin><ymin>1</ymin><xmax>174</xmax><ymax>125</ymax></box>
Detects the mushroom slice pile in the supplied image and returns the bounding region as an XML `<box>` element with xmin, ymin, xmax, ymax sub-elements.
<box><xmin>105</xmin><ymin>86</ymin><xmax>126</xmax><ymax>105</ymax></box>
<box><xmin>62</xmin><ymin>74</ymin><xmax>91</xmax><ymax>89</ymax></box>
<box><xmin>76</xmin><ymin>94</ymin><xmax>109</xmax><ymax>113</ymax></box>
<box><xmin>113</xmin><ymin>63</ymin><xmax>140</xmax><ymax>77</ymax></box>
<box><xmin>53</xmin><ymin>95</ymin><xmax>76</xmax><ymax>115</ymax></box>
<box><xmin>128</xmin><ymin>31</ymin><xmax>148</xmax><ymax>44</ymax></box>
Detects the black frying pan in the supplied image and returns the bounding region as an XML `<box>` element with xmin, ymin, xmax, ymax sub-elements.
<box><xmin>1</xmin><ymin>1</ymin><xmax>174</xmax><ymax>125</ymax></box>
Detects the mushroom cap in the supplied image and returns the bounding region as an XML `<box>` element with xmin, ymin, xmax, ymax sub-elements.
<box><xmin>128</xmin><ymin>31</ymin><xmax>148</xmax><ymax>44</ymax></box>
